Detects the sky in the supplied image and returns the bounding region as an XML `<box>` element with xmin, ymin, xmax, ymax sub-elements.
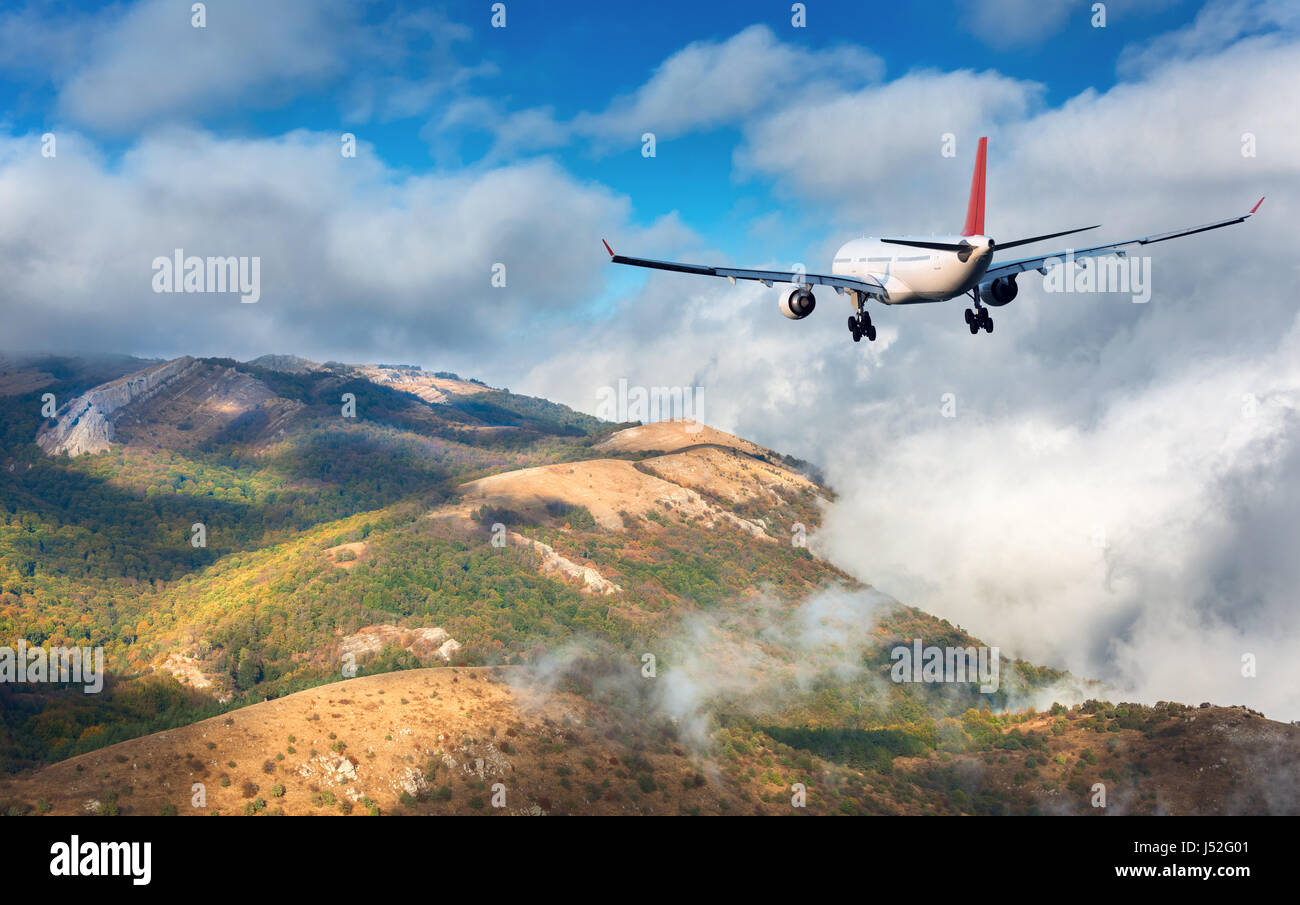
<box><xmin>2</xmin><ymin>0</ymin><xmax>1299</xmax><ymax>719</ymax></box>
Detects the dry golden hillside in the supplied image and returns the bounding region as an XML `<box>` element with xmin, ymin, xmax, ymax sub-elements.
<box><xmin>450</xmin><ymin>423</ymin><xmax>820</xmax><ymax>544</ymax></box>
<box><xmin>353</xmin><ymin>365</ymin><xmax>493</xmax><ymax>404</ymax></box>
<box><xmin>457</xmin><ymin>458</ymin><xmax>770</xmax><ymax>535</ymax></box>
<box><xmin>3</xmin><ymin>666</ymin><xmax>1295</xmax><ymax>816</ymax></box>
<box><xmin>638</xmin><ymin>445</ymin><xmax>819</xmax><ymax>505</ymax></box>
<box><xmin>0</xmin><ymin>667</ymin><xmax>817</xmax><ymax>816</ymax></box>
<box><xmin>592</xmin><ymin>420</ymin><xmax>770</xmax><ymax>457</ymax></box>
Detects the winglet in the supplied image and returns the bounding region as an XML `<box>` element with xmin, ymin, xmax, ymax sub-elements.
<box><xmin>1250</xmin><ymin>196</ymin><xmax>1265</xmax><ymax>215</ymax></box>
<box><xmin>961</xmin><ymin>137</ymin><xmax>988</xmax><ymax>237</ymax></box>
<box><xmin>602</xmin><ymin>238</ymin><xmax>614</xmax><ymax>257</ymax></box>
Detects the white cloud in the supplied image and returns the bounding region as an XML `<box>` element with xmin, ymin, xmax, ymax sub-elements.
<box><xmin>962</xmin><ymin>0</ymin><xmax>1181</xmax><ymax>50</ymax></box>
<box><xmin>0</xmin><ymin>1</ymin><xmax>484</xmax><ymax>134</ymax></box>
<box><xmin>55</xmin><ymin>0</ymin><xmax>349</xmax><ymax>133</ymax></box>
<box><xmin>0</xmin><ymin>127</ymin><xmax>689</xmax><ymax>367</ymax></box>
<box><xmin>1117</xmin><ymin>0</ymin><xmax>1300</xmax><ymax>78</ymax></box>
<box><xmin>0</xmin><ymin>2</ymin><xmax>111</xmax><ymax>75</ymax></box>
<box><xmin>430</xmin><ymin>101</ymin><xmax>571</xmax><ymax>164</ymax></box>
<box><xmin>420</xmin><ymin>24</ymin><xmax>885</xmax><ymax>162</ymax></box>
<box><xmin>571</xmin><ymin>25</ymin><xmax>883</xmax><ymax>149</ymax></box>
<box><xmin>735</xmin><ymin>68</ymin><xmax>1043</xmax><ymax>231</ymax></box>
<box><xmin>814</xmin><ymin>336</ymin><xmax>1300</xmax><ymax>719</ymax></box>
<box><xmin>961</xmin><ymin>0</ymin><xmax>1078</xmax><ymax>49</ymax></box>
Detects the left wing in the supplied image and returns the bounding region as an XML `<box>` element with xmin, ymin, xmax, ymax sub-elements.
<box><xmin>603</xmin><ymin>240</ymin><xmax>889</xmax><ymax>300</ymax></box>
<box><xmin>982</xmin><ymin>197</ymin><xmax>1264</xmax><ymax>282</ymax></box>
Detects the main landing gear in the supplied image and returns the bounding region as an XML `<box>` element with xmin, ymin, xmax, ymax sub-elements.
<box><xmin>965</xmin><ymin>306</ymin><xmax>993</xmax><ymax>334</ymax></box>
<box><xmin>848</xmin><ymin>310</ymin><xmax>876</xmax><ymax>343</ymax></box>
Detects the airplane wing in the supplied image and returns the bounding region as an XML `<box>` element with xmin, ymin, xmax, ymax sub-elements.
<box><xmin>602</xmin><ymin>240</ymin><xmax>889</xmax><ymax>300</ymax></box>
<box><xmin>982</xmin><ymin>197</ymin><xmax>1264</xmax><ymax>282</ymax></box>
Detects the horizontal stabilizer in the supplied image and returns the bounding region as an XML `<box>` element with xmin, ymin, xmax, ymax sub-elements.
<box><xmin>881</xmin><ymin>224</ymin><xmax>1099</xmax><ymax>254</ymax></box>
<box><xmin>879</xmin><ymin>238</ymin><xmax>970</xmax><ymax>252</ymax></box>
<box><xmin>995</xmin><ymin>224</ymin><xmax>1100</xmax><ymax>250</ymax></box>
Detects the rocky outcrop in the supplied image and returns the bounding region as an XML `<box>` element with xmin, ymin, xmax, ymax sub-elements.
<box><xmin>340</xmin><ymin>625</ymin><xmax>461</xmax><ymax>662</ymax></box>
<box><xmin>36</xmin><ymin>356</ymin><xmax>201</xmax><ymax>456</ymax></box>
<box><xmin>508</xmin><ymin>531</ymin><xmax>623</xmax><ymax>594</ymax></box>
<box><xmin>158</xmin><ymin>652</ymin><xmax>214</xmax><ymax>690</ymax></box>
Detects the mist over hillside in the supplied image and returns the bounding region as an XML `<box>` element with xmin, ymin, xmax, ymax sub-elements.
<box><xmin>1</xmin><ymin>352</ymin><xmax>1296</xmax><ymax>816</ymax></box>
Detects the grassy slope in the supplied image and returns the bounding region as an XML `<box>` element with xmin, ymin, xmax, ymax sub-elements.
<box><xmin>2</xmin><ymin>667</ymin><xmax>1292</xmax><ymax>816</ymax></box>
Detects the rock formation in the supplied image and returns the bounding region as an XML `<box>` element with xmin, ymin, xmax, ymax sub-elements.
<box><xmin>35</xmin><ymin>356</ymin><xmax>201</xmax><ymax>456</ymax></box>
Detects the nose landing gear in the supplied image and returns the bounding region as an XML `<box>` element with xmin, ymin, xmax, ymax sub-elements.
<box><xmin>964</xmin><ymin>307</ymin><xmax>993</xmax><ymax>334</ymax></box>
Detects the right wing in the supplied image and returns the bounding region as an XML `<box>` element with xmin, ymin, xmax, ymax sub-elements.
<box><xmin>983</xmin><ymin>198</ymin><xmax>1264</xmax><ymax>282</ymax></box>
<box><xmin>603</xmin><ymin>240</ymin><xmax>889</xmax><ymax>300</ymax></box>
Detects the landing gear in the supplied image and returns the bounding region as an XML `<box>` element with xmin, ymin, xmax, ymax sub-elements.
<box><xmin>965</xmin><ymin>307</ymin><xmax>992</xmax><ymax>334</ymax></box>
<box><xmin>848</xmin><ymin>310</ymin><xmax>876</xmax><ymax>343</ymax></box>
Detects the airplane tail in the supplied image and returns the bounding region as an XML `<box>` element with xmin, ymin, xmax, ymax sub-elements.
<box><xmin>883</xmin><ymin>134</ymin><xmax>1096</xmax><ymax>252</ymax></box>
<box><xmin>961</xmin><ymin>136</ymin><xmax>987</xmax><ymax>237</ymax></box>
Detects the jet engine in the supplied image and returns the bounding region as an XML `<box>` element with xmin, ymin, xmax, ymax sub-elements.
<box><xmin>979</xmin><ymin>275</ymin><xmax>1018</xmax><ymax>307</ymax></box>
<box><xmin>779</xmin><ymin>285</ymin><xmax>816</xmax><ymax>319</ymax></box>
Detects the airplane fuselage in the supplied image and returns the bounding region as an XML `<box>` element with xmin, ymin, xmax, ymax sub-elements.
<box><xmin>832</xmin><ymin>235</ymin><xmax>994</xmax><ymax>304</ymax></box>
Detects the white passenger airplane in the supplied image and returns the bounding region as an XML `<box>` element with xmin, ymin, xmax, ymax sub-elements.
<box><xmin>603</xmin><ymin>137</ymin><xmax>1263</xmax><ymax>342</ymax></box>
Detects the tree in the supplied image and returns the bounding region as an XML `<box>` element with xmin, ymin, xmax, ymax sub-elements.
<box><xmin>235</xmin><ymin>648</ymin><xmax>262</xmax><ymax>690</ymax></box>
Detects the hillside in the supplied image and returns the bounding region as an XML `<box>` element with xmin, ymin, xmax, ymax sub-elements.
<box><xmin>2</xmin><ymin>667</ymin><xmax>1294</xmax><ymax>816</ymax></box>
<box><xmin>0</xmin><ymin>353</ymin><xmax>1294</xmax><ymax>816</ymax></box>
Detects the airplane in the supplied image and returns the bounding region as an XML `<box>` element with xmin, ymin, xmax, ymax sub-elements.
<box><xmin>602</xmin><ymin>137</ymin><xmax>1263</xmax><ymax>342</ymax></box>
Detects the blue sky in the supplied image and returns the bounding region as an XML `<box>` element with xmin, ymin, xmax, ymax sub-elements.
<box><xmin>0</xmin><ymin>0</ymin><xmax>1214</xmax><ymax>265</ymax></box>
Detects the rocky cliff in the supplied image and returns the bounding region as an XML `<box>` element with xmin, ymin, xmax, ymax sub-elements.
<box><xmin>36</xmin><ymin>356</ymin><xmax>201</xmax><ymax>456</ymax></box>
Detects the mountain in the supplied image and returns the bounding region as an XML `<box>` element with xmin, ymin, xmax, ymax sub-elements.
<box><xmin>0</xmin><ymin>353</ymin><xmax>1296</xmax><ymax>815</ymax></box>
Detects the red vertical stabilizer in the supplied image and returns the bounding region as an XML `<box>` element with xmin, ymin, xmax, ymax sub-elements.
<box><xmin>961</xmin><ymin>136</ymin><xmax>987</xmax><ymax>237</ymax></box>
